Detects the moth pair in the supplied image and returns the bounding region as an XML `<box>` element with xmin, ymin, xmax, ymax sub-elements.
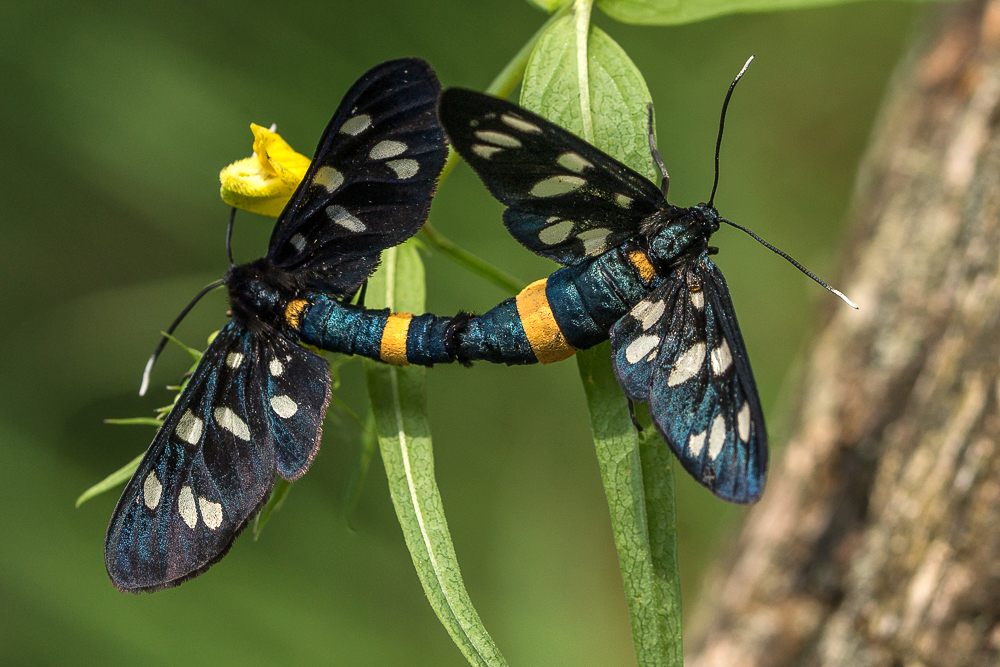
<box><xmin>106</xmin><ymin>57</ymin><xmax>835</xmax><ymax>592</ymax></box>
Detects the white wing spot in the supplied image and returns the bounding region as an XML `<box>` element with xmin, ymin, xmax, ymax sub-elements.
<box><xmin>175</xmin><ymin>409</ymin><xmax>203</xmax><ymax>445</ymax></box>
<box><xmin>471</xmin><ymin>144</ymin><xmax>503</xmax><ymax>159</ymax></box>
<box><xmin>226</xmin><ymin>352</ymin><xmax>243</xmax><ymax>369</ymax></box>
<box><xmin>269</xmin><ymin>359</ymin><xmax>284</xmax><ymax>376</ymax></box>
<box><xmin>625</xmin><ymin>334</ymin><xmax>660</xmax><ymax>364</ymax></box>
<box><xmin>530</xmin><ymin>175</ymin><xmax>585</xmax><ymax>197</ymax></box>
<box><xmin>711</xmin><ymin>339</ymin><xmax>733</xmax><ymax>375</ymax></box>
<box><xmin>738</xmin><ymin>402</ymin><xmax>751</xmax><ymax>443</ymax></box>
<box><xmin>270</xmin><ymin>395</ymin><xmax>298</xmax><ymax>419</ymax></box>
<box><xmin>556</xmin><ymin>152</ymin><xmax>593</xmax><ymax>173</ymax></box>
<box><xmin>616</xmin><ymin>194</ymin><xmax>632</xmax><ymax>208</ymax></box>
<box><xmin>214</xmin><ymin>407</ymin><xmax>250</xmax><ymax>441</ymax></box>
<box><xmin>538</xmin><ymin>219</ymin><xmax>574</xmax><ymax>245</ymax></box>
<box><xmin>646</xmin><ymin>349</ymin><xmax>658</xmax><ymax>361</ymax></box>
<box><xmin>689</xmin><ymin>430</ymin><xmax>707</xmax><ymax>457</ymax></box>
<box><xmin>326</xmin><ymin>205</ymin><xmax>366</xmax><ymax>232</ymax></box>
<box><xmin>143</xmin><ymin>472</ymin><xmax>162</xmax><ymax>509</ymax></box>
<box><xmin>501</xmin><ymin>114</ymin><xmax>541</xmax><ymax>133</ymax></box>
<box><xmin>178</xmin><ymin>486</ymin><xmax>197</xmax><ymax>528</ymax></box>
<box><xmin>634</xmin><ymin>300</ymin><xmax>664</xmax><ymax>330</ymax></box>
<box><xmin>290</xmin><ymin>233</ymin><xmax>307</xmax><ymax>251</ymax></box>
<box><xmin>313</xmin><ymin>166</ymin><xmax>344</xmax><ymax>193</ymax></box>
<box><xmin>708</xmin><ymin>414</ymin><xmax>727</xmax><ymax>460</ymax></box>
<box><xmin>474</xmin><ymin>130</ymin><xmax>521</xmax><ymax>148</ymax></box>
<box><xmin>369</xmin><ymin>140</ymin><xmax>407</xmax><ymax>160</ymax></box>
<box><xmin>386</xmin><ymin>158</ymin><xmax>419</xmax><ymax>179</ymax></box>
<box><xmin>199</xmin><ymin>497</ymin><xmax>223</xmax><ymax>530</ymax></box>
<box><xmin>340</xmin><ymin>114</ymin><xmax>371</xmax><ymax>135</ymax></box>
<box><xmin>577</xmin><ymin>227</ymin><xmax>611</xmax><ymax>256</ymax></box>
<box><xmin>667</xmin><ymin>342</ymin><xmax>706</xmax><ymax>386</ymax></box>
<box><xmin>691</xmin><ymin>290</ymin><xmax>704</xmax><ymax>310</ymax></box>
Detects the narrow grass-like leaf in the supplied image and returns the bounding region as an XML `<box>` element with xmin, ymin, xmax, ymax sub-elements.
<box><xmin>365</xmin><ymin>240</ymin><xmax>507</xmax><ymax>667</ymax></box>
<box><xmin>75</xmin><ymin>451</ymin><xmax>145</xmax><ymax>507</ymax></box>
<box><xmin>162</xmin><ymin>331</ymin><xmax>204</xmax><ymax>361</ymax></box>
<box><xmin>596</xmin><ymin>0</ymin><xmax>931</xmax><ymax>27</ymax></box>
<box><xmin>522</xmin><ymin>12</ymin><xmax>683</xmax><ymax>665</ymax></box>
<box><xmin>253</xmin><ymin>478</ymin><xmax>292</xmax><ymax>541</ymax></box>
<box><xmin>103</xmin><ymin>417</ymin><xmax>163</xmax><ymax>427</ymax></box>
<box><xmin>525</xmin><ymin>0</ymin><xmax>570</xmax><ymax>12</ymax></box>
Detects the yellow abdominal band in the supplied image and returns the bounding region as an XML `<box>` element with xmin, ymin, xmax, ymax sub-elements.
<box><xmin>627</xmin><ymin>249</ymin><xmax>656</xmax><ymax>283</ymax></box>
<box><xmin>285</xmin><ymin>299</ymin><xmax>309</xmax><ymax>330</ymax></box>
<box><xmin>380</xmin><ymin>313</ymin><xmax>413</xmax><ymax>366</ymax></box>
<box><xmin>515</xmin><ymin>278</ymin><xmax>576</xmax><ymax>364</ymax></box>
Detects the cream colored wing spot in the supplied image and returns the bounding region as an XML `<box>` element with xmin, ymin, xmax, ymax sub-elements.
<box><xmin>199</xmin><ymin>497</ymin><xmax>223</xmax><ymax>530</ymax></box>
<box><xmin>175</xmin><ymin>410</ymin><xmax>203</xmax><ymax>445</ymax></box>
<box><xmin>270</xmin><ymin>395</ymin><xmax>298</xmax><ymax>419</ymax></box>
<box><xmin>214</xmin><ymin>407</ymin><xmax>250</xmax><ymax>442</ymax></box>
<box><xmin>625</xmin><ymin>335</ymin><xmax>660</xmax><ymax>364</ymax></box>
<box><xmin>474</xmin><ymin>130</ymin><xmax>521</xmax><ymax>148</ymax></box>
<box><xmin>738</xmin><ymin>402</ymin><xmax>751</xmax><ymax>443</ymax></box>
<box><xmin>500</xmin><ymin>114</ymin><xmax>541</xmax><ymax>133</ymax></box>
<box><xmin>369</xmin><ymin>140</ymin><xmax>407</xmax><ymax>160</ymax></box>
<box><xmin>708</xmin><ymin>414</ymin><xmax>727</xmax><ymax>460</ymax></box>
<box><xmin>143</xmin><ymin>472</ymin><xmax>162</xmax><ymax>509</ymax></box>
<box><xmin>339</xmin><ymin>114</ymin><xmax>371</xmax><ymax>135</ymax></box>
<box><xmin>178</xmin><ymin>486</ymin><xmax>197</xmax><ymax>529</ymax></box>
<box><xmin>667</xmin><ymin>342</ymin><xmax>706</xmax><ymax>387</ymax></box>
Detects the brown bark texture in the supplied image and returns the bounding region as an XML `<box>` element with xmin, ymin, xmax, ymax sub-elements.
<box><xmin>688</xmin><ymin>3</ymin><xmax>1000</xmax><ymax>666</ymax></box>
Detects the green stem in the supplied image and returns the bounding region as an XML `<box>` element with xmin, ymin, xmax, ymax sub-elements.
<box><xmin>418</xmin><ymin>224</ymin><xmax>525</xmax><ymax>297</ymax></box>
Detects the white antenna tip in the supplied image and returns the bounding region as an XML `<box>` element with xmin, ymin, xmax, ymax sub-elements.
<box><xmin>139</xmin><ymin>355</ymin><xmax>155</xmax><ymax>396</ymax></box>
<box><xmin>832</xmin><ymin>288</ymin><xmax>859</xmax><ymax>310</ymax></box>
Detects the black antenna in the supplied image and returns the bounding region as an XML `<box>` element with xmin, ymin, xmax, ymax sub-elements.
<box><xmin>721</xmin><ymin>218</ymin><xmax>858</xmax><ymax>309</ymax></box>
<box><xmin>139</xmin><ymin>280</ymin><xmax>226</xmax><ymax>396</ymax></box>
<box><xmin>225</xmin><ymin>207</ymin><xmax>237</xmax><ymax>268</ymax></box>
<box><xmin>709</xmin><ymin>55</ymin><xmax>754</xmax><ymax>208</ymax></box>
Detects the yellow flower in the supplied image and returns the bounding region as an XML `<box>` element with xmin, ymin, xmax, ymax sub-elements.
<box><xmin>219</xmin><ymin>123</ymin><xmax>311</xmax><ymax>217</ymax></box>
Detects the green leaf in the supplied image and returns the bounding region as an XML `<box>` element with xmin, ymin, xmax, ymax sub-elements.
<box><xmin>75</xmin><ymin>451</ymin><xmax>145</xmax><ymax>507</ymax></box>
<box><xmin>253</xmin><ymin>477</ymin><xmax>292</xmax><ymax>541</ymax></box>
<box><xmin>521</xmin><ymin>13</ymin><xmax>657</xmax><ymax>180</ymax></box>
<box><xmin>596</xmin><ymin>0</ymin><xmax>929</xmax><ymax>26</ymax></box>
<box><xmin>364</xmin><ymin>240</ymin><xmax>507</xmax><ymax>667</ymax></box>
<box><xmin>523</xmin><ymin>12</ymin><xmax>682</xmax><ymax>666</ymax></box>
<box><xmin>578</xmin><ymin>348</ymin><xmax>683</xmax><ymax>666</ymax></box>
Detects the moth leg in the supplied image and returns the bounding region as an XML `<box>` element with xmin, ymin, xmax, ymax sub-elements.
<box><xmin>225</xmin><ymin>207</ymin><xmax>237</xmax><ymax>268</ymax></box>
<box><xmin>647</xmin><ymin>103</ymin><xmax>669</xmax><ymax>199</ymax></box>
<box><xmin>628</xmin><ymin>399</ymin><xmax>644</xmax><ymax>433</ymax></box>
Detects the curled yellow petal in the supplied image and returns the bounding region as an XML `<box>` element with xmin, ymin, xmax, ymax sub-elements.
<box><xmin>219</xmin><ymin>123</ymin><xmax>311</xmax><ymax>217</ymax></box>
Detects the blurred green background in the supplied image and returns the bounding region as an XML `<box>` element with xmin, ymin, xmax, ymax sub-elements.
<box><xmin>0</xmin><ymin>1</ymin><xmax>919</xmax><ymax>665</ymax></box>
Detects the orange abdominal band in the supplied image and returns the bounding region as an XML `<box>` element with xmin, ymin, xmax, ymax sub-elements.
<box><xmin>627</xmin><ymin>249</ymin><xmax>656</xmax><ymax>283</ymax></box>
<box><xmin>285</xmin><ymin>299</ymin><xmax>309</xmax><ymax>330</ymax></box>
<box><xmin>380</xmin><ymin>313</ymin><xmax>413</xmax><ymax>366</ymax></box>
<box><xmin>515</xmin><ymin>278</ymin><xmax>576</xmax><ymax>364</ymax></box>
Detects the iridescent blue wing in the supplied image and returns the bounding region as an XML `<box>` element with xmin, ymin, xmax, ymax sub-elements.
<box><xmin>439</xmin><ymin>88</ymin><xmax>664</xmax><ymax>265</ymax></box>
<box><xmin>267</xmin><ymin>58</ymin><xmax>447</xmax><ymax>296</ymax></box>
<box><xmin>105</xmin><ymin>322</ymin><xmax>330</xmax><ymax>592</ymax></box>
<box><xmin>610</xmin><ymin>254</ymin><xmax>766</xmax><ymax>503</ymax></box>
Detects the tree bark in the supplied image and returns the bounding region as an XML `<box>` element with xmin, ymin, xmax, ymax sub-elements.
<box><xmin>688</xmin><ymin>2</ymin><xmax>1000</xmax><ymax>666</ymax></box>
